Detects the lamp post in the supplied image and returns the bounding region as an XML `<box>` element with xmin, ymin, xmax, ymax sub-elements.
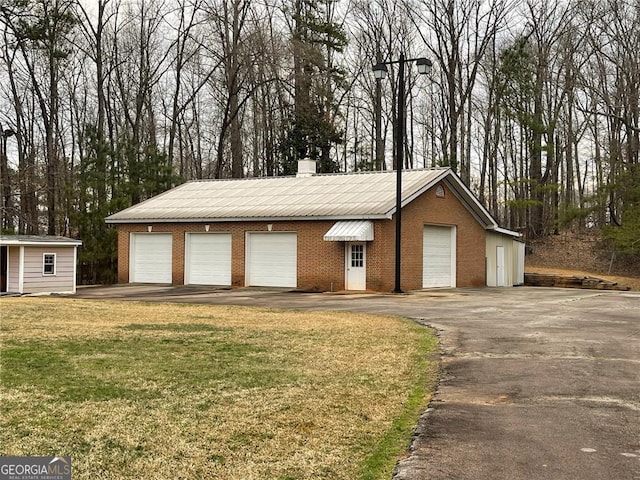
<box><xmin>373</xmin><ymin>54</ymin><xmax>431</xmax><ymax>293</ymax></box>
<box><xmin>1</xmin><ymin>126</ymin><xmax>15</xmax><ymax>232</ymax></box>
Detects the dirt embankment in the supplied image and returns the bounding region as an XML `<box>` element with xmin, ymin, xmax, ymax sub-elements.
<box><xmin>525</xmin><ymin>231</ymin><xmax>640</xmax><ymax>291</ymax></box>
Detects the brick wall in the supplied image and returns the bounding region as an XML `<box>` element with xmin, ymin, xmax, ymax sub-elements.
<box><xmin>115</xmin><ymin>180</ymin><xmax>487</xmax><ymax>291</ymax></box>
<box><xmin>399</xmin><ymin>182</ymin><xmax>487</xmax><ymax>289</ymax></box>
<box><xmin>365</xmin><ymin>181</ymin><xmax>487</xmax><ymax>291</ymax></box>
<box><xmin>117</xmin><ymin>220</ymin><xmax>346</xmax><ymax>291</ymax></box>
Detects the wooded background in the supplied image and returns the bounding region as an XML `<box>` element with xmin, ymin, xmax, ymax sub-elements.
<box><xmin>1</xmin><ymin>0</ymin><xmax>638</xmax><ymax>283</ymax></box>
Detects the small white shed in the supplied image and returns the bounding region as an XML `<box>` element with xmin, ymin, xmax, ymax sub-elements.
<box><xmin>0</xmin><ymin>235</ymin><xmax>82</xmax><ymax>295</ymax></box>
<box><xmin>486</xmin><ymin>229</ymin><xmax>525</xmax><ymax>287</ymax></box>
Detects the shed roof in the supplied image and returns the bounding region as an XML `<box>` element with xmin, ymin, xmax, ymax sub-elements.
<box><xmin>0</xmin><ymin>235</ymin><xmax>82</xmax><ymax>246</ymax></box>
<box><xmin>105</xmin><ymin>167</ymin><xmax>520</xmax><ymax>236</ymax></box>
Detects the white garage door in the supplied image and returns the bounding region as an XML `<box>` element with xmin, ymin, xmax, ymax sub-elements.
<box><xmin>423</xmin><ymin>225</ymin><xmax>456</xmax><ymax>288</ymax></box>
<box><xmin>185</xmin><ymin>233</ymin><xmax>232</xmax><ymax>285</ymax></box>
<box><xmin>246</xmin><ymin>233</ymin><xmax>297</xmax><ymax>287</ymax></box>
<box><xmin>130</xmin><ymin>233</ymin><xmax>172</xmax><ymax>283</ymax></box>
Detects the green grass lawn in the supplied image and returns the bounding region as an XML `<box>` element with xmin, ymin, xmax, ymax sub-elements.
<box><xmin>0</xmin><ymin>298</ymin><xmax>438</xmax><ymax>479</ymax></box>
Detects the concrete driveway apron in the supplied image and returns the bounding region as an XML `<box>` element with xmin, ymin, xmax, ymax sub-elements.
<box><xmin>75</xmin><ymin>286</ymin><xmax>640</xmax><ymax>479</ymax></box>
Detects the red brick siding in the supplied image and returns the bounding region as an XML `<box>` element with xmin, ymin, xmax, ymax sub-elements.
<box><xmin>115</xmin><ymin>181</ymin><xmax>486</xmax><ymax>291</ymax></box>
<box><xmin>366</xmin><ymin>220</ymin><xmax>394</xmax><ymax>291</ymax></box>
<box><xmin>362</xmin><ymin>182</ymin><xmax>486</xmax><ymax>291</ymax></box>
<box><xmin>398</xmin><ymin>183</ymin><xmax>487</xmax><ymax>289</ymax></box>
<box><xmin>117</xmin><ymin>221</ymin><xmax>346</xmax><ymax>291</ymax></box>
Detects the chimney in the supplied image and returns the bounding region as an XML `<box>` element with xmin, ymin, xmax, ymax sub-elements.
<box><xmin>297</xmin><ymin>158</ymin><xmax>316</xmax><ymax>177</ymax></box>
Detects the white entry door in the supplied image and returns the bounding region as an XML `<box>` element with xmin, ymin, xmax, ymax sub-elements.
<box><xmin>496</xmin><ymin>245</ymin><xmax>505</xmax><ymax>287</ymax></box>
<box><xmin>345</xmin><ymin>242</ymin><xmax>366</xmax><ymax>290</ymax></box>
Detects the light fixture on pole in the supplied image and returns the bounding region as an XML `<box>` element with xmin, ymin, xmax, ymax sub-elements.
<box><xmin>373</xmin><ymin>54</ymin><xmax>432</xmax><ymax>293</ymax></box>
<box><xmin>1</xmin><ymin>127</ymin><xmax>16</xmax><ymax>232</ymax></box>
<box><xmin>372</xmin><ymin>63</ymin><xmax>388</xmax><ymax>80</ymax></box>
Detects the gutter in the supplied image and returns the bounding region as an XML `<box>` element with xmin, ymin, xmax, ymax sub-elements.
<box><xmin>105</xmin><ymin>214</ymin><xmax>392</xmax><ymax>224</ymax></box>
<box><xmin>488</xmin><ymin>226</ymin><xmax>522</xmax><ymax>238</ymax></box>
<box><xmin>0</xmin><ymin>240</ymin><xmax>83</xmax><ymax>247</ymax></box>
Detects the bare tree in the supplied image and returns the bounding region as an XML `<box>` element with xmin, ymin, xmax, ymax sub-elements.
<box><xmin>410</xmin><ymin>0</ymin><xmax>513</xmax><ymax>184</ymax></box>
<box><xmin>3</xmin><ymin>0</ymin><xmax>78</xmax><ymax>234</ymax></box>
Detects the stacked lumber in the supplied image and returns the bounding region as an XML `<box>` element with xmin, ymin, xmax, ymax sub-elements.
<box><xmin>524</xmin><ymin>273</ymin><xmax>630</xmax><ymax>291</ymax></box>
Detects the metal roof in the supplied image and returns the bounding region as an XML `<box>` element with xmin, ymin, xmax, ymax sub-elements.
<box><xmin>106</xmin><ymin>168</ymin><xmax>456</xmax><ymax>223</ymax></box>
<box><xmin>0</xmin><ymin>235</ymin><xmax>82</xmax><ymax>246</ymax></box>
<box><xmin>324</xmin><ymin>221</ymin><xmax>374</xmax><ymax>241</ymax></box>
<box><xmin>104</xmin><ymin>167</ymin><xmax>520</xmax><ymax>236</ymax></box>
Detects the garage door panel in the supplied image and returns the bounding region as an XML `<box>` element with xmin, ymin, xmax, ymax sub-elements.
<box><xmin>186</xmin><ymin>233</ymin><xmax>231</xmax><ymax>285</ymax></box>
<box><xmin>131</xmin><ymin>233</ymin><xmax>172</xmax><ymax>284</ymax></box>
<box><xmin>247</xmin><ymin>233</ymin><xmax>297</xmax><ymax>287</ymax></box>
<box><xmin>423</xmin><ymin>226</ymin><xmax>455</xmax><ymax>288</ymax></box>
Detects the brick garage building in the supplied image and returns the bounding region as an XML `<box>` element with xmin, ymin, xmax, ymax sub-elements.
<box><xmin>106</xmin><ymin>164</ymin><xmax>523</xmax><ymax>292</ymax></box>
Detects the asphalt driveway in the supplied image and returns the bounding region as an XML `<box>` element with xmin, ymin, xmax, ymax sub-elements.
<box><xmin>74</xmin><ymin>285</ymin><xmax>640</xmax><ymax>479</ymax></box>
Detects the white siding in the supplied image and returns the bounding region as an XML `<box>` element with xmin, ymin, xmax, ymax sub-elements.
<box><xmin>7</xmin><ymin>246</ymin><xmax>20</xmax><ymax>293</ymax></box>
<box><xmin>486</xmin><ymin>232</ymin><xmax>516</xmax><ymax>287</ymax></box>
<box><xmin>514</xmin><ymin>240</ymin><xmax>525</xmax><ymax>286</ymax></box>
<box><xmin>20</xmin><ymin>246</ymin><xmax>77</xmax><ymax>294</ymax></box>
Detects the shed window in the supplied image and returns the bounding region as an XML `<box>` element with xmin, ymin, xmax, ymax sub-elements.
<box><xmin>43</xmin><ymin>253</ymin><xmax>56</xmax><ymax>275</ymax></box>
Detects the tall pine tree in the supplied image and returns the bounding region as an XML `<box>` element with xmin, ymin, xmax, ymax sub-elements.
<box><xmin>281</xmin><ymin>0</ymin><xmax>347</xmax><ymax>174</ymax></box>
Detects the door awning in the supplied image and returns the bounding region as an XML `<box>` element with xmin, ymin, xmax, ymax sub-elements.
<box><xmin>323</xmin><ymin>221</ymin><xmax>374</xmax><ymax>241</ymax></box>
